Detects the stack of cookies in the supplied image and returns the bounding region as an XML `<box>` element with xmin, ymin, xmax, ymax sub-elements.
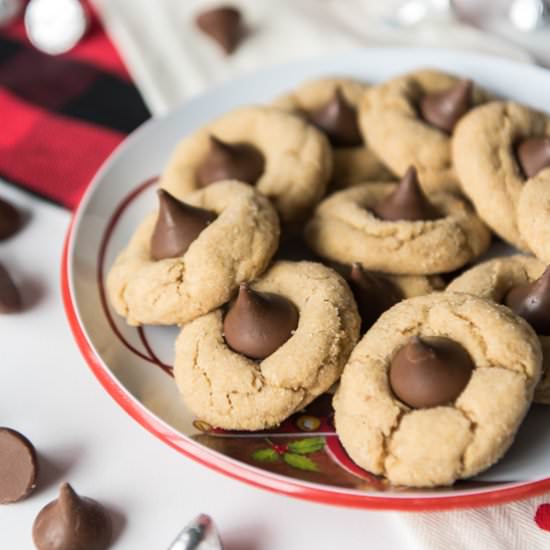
<box><xmin>107</xmin><ymin>68</ymin><xmax>550</xmax><ymax>489</ymax></box>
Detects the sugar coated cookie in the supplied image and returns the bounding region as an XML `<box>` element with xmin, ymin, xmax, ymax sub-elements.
<box><xmin>107</xmin><ymin>181</ymin><xmax>280</xmax><ymax>326</ymax></box>
<box><xmin>334</xmin><ymin>292</ymin><xmax>541</xmax><ymax>487</ymax></box>
<box><xmin>174</xmin><ymin>261</ymin><xmax>360</xmax><ymax>430</ymax></box>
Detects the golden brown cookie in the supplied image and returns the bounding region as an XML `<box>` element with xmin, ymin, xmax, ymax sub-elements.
<box><xmin>274</xmin><ymin>77</ymin><xmax>393</xmax><ymax>188</ymax></box>
<box><xmin>334</xmin><ymin>292</ymin><xmax>541</xmax><ymax>487</ymax></box>
<box><xmin>304</xmin><ymin>171</ymin><xmax>490</xmax><ymax>275</ymax></box>
<box><xmin>158</xmin><ymin>105</ymin><xmax>332</xmax><ymax>222</ymax></box>
<box><xmin>517</xmin><ymin>167</ymin><xmax>550</xmax><ymax>262</ymax></box>
<box><xmin>447</xmin><ymin>255</ymin><xmax>550</xmax><ymax>404</ymax></box>
<box><xmin>107</xmin><ymin>181</ymin><xmax>279</xmax><ymax>326</ymax></box>
<box><xmin>387</xmin><ymin>272</ymin><xmax>444</xmax><ymax>297</ymax></box>
<box><xmin>174</xmin><ymin>261</ymin><xmax>361</xmax><ymax>430</ymax></box>
<box><xmin>453</xmin><ymin>101</ymin><xmax>550</xmax><ymax>250</ymax></box>
<box><xmin>359</xmin><ymin>69</ymin><xmax>490</xmax><ymax>193</ymax></box>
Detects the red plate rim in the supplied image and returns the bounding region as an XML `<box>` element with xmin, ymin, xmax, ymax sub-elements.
<box><xmin>61</xmin><ymin>209</ymin><xmax>550</xmax><ymax>511</ymax></box>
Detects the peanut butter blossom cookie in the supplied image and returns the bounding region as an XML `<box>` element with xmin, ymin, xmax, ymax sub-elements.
<box><xmin>174</xmin><ymin>261</ymin><xmax>360</xmax><ymax>431</ymax></box>
<box><xmin>344</xmin><ymin>262</ymin><xmax>444</xmax><ymax>332</ymax></box>
<box><xmin>107</xmin><ymin>181</ymin><xmax>279</xmax><ymax>326</ymax></box>
<box><xmin>453</xmin><ymin>101</ymin><xmax>550</xmax><ymax>251</ymax></box>
<box><xmin>274</xmin><ymin>77</ymin><xmax>393</xmax><ymax>188</ymax></box>
<box><xmin>448</xmin><ymin>255</ymin><xmax>550</xmax><ymax>404</ymax></box>
<box><xmin>304</xmin><ymin>167</ymin><xmax>490</xmax><ymax>274</ymax></box>
<box><xmin>158</xmin><ymin>105</ymin><xmax>332</xmax><ymax>222</ymax></box>
<box><xmin>359</xmin><ymin>69</ymin><xmax>490</xmax><ymax>193</ymax></box>
<box><xmin>334</xmin><ymin>292</ymin><xmax>542</xmax><ymax>487</ymax></box>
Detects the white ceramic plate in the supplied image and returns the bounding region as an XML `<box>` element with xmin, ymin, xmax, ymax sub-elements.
<box><xmin>62</xmin><ymin>47</ymin><xmax>550</xmax><ymax>510</ymax></box>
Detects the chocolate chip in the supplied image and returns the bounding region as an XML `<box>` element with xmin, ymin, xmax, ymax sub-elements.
<box><xmin>0</xmin><ymin>197</ymin><xmax>21</xmax><ymax>241</ymax></box>
<box><xmin>0</xmin><ymin>428</ymin><xmax>38</xmax><ymax>504</ymax></box>
<box><xmin>33</xmin><ymin>483</ymin><xmax>112</xmax><ymax>550</ymax></box>
<box><xmin>516</xmin><ymin>137</ymin><xmax>550</xmax><ymax>179</ymax></box>
<box><xmin>308</xmin><ymin>88</ymin><xmax>362</xmax><ymax>148</ymax></box>
<box><xmin>223</xmin><ymin>282</ymin><xmax>299</xmax><ymax>359</ymax></box>
<box><xmin>505</xmin><ymin>266</ymin><xmax>550</xmax><ymax>336</ymax></box>
<box><xmin>196</xmin><ymin>135</ymin><xmax>265</xmax><ymax>187</ymax></box>
<box><xmin>0</xmin><ymin>262</ymin><xmax>22</xmax><ymax>313</ymax></box>
<box><xmin>389</xmin><ymin>336</ymin><xmax>474</xmax><ymax>409</ymax></box>
<box><xmin>150</xmin><ymin>190</ymin><xmax>217</xmax><ymax>261</ymax></box>
<box><xmin>419</xmin><ymin>79</ymin><xmax>473</xmax><ymax>133</ymax></box>
<box><xmin>371</xmin><ymin>166</ymin><xmax>441</xmax><ymax>222</ymax></box>
<box><xmin>195</xmin><ymin>5</ymin><xmax>243</xmax><ymax>54</ymax></box>
<box><xmin>348</xmin><ymin>263</ymin><xmax>403</xmax><ymax>332</ymax></box>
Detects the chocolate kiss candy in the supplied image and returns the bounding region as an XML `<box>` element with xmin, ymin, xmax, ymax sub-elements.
<box><xmin>516</xmin><ymin>137</ymin><xmax>550</xmax><ymax>178</ymax></box>
<box><xmin>0</xmin><ymin>197</ymin><xmax>21</xmax><ymax>240</ymax></box>
<box><xmin>0</xmin><ymin>428</ymin><xmax>38</xmax><ymax>504</ymax></box>
<box><xmin>419</xmin><ymin>79</ymin><xmax>473</xmax><ymax>133</ymax></box>
<box><xmin>371</xmin><ymin>166</ymin><xmax>441</xmax><ymax>222</ymax></box>
<box><xmin>348</xmin><ymin>263</ymin><xmax>403</xmax><ymax>331</ymax></box>
<box><xmin>195</xmin><ymin>6</ymin><xmax>243</xmax><ymax>54</ymax></box>
<box><xmin>223</xmin><ymin>282</ymin><xmax>299</xmax><ymax>359</ymax></box>
<box><xmin>196</xmin><ymin>135</ymin><xmax>265</xmax><ymax>187</ymax></box>
<box><xmin>150</xmin><ymin>189</ymin><xmax>217</xmax><ymax>261</ymax></box>
<box><xmin>389</xmin><ymin>336</ymin><xmax>474</xmax><ymax>409</ymax></box>
<box><xmin>308</xmin><ymin>88</ymin><xmax>362</xmax><ymax>147</ymax></box>
<box><xmin>505</xmin><ymin>266</ymin><xmax>550</xmax><ymax>336</ymax></box>
<box><xmin>0</xmin><ymin>262</ymin><xmax>22</xmax><ymax>313</ymax></box>
<box><xmin>33</xmin><ymin>483</ymin><xmax>112</xmax><ymax>550</ymax></box>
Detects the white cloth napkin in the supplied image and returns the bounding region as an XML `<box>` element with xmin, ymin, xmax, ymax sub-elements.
<box><xmin>94</xmin><ymin>0</ymin><xmax>532</xmax><ymax>115</ymax></box>
<box><xmin>404</xmin><ymin>494</ymin><xmax>550</xmax><ymax>550</ymax></box>
<box><xmin>92</xmin><ymin>1</ymin><xmax>550</xmax><ymax>548</ymax></box>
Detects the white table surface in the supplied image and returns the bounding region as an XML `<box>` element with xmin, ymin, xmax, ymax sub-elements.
<box><xmin>0</xmin><ymin>179</ymin><xmax>418</xmax><ymax>549</ymax></box>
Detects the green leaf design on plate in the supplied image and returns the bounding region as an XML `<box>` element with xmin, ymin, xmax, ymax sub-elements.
<box><xmin>251</xmin><ymin>448</ymin><xmax>279</xmax><ymax>463</ymax></box>
<box><xmin>287</xmin><ymin>437</ymin><xmax>325</xmax><ymax>455</ymax></box>
<box><xmin>283</xmin><ymin>452</ymin><xmax>319</xmax><ymax>472</ymax></box>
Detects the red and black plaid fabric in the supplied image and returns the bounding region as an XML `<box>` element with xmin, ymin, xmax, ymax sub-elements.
<box><xmin>0</xmin><ymin>3</ymin><xmax>150</xmax><ymax>209</ymax></box>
